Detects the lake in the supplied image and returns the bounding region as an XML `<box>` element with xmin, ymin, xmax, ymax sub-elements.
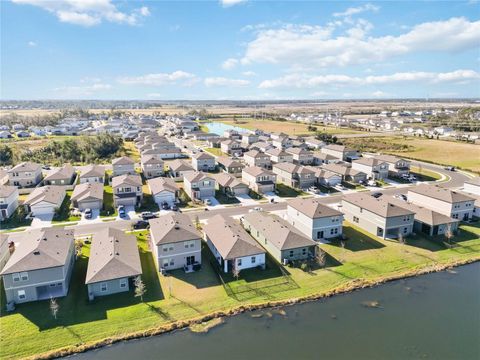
<box><xmin>72</xmin><ymin>262</ymin><xmax>480</xmax><ymax>360</ymax></box>
<box><xmin>204</xmin><ymin>122</ymin><xmax>247</xmax><ymax>135</ymax></box>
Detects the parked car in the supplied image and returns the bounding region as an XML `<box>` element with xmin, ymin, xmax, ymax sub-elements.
<box><xmin>393</xmin><ymin>194</ymin><xmax>408</xmax><ymax>201</ymax></box>
<box><xmin>371</xmin><ymin>192</ymin><xmax>383</xmax><ymax>198</ymax></box>
<box><xmin>141</xmin><ymin>211</ymin><xmax>157</xmax><ymax>220</ymax></box>
<box><xmin>171</xmin><ymin>204</ymin><xmax>178</xmax><ymax>211</ymax></box>
<box><xmin>132</xmin><ymin>220</ymin><xmax>150</xmax><ymax>230</ymax></box>
<box><xmin>84</xmin><ymin>208</ymin><xmax>92</xmax><ymax>219</ymax></box>
<box><xmin>204</xmin><ymin>198</ymin><xmax>212</xmax><ymax>206</ymax></box>
<box><xmin>249</xmin><ymin>206</ymin><xmax>263</xmax><ymax>213</ymax></box>
<box><xmin>42</xmin><ymin>165</ymin><xmax>51</xmax><ymax>170</ymax></box>
<box><xmin>118</xmin><ymin>205</ymin><xmax>126</xmax><ymax>218</ymax></box>
<box><xmin>408</xmin><ymin>175</ymin><xmax>417</xmax><ymax>182</ymax></box>
<box><xmin>444</xmin><ymin>166</ymin><xmax>455</xmax><ymax>171</ymax></box>
<box><xmin>308</xmin><ymin>186</ymin><xmax>320</xmax><ymax>194</ymax></box>
<box><xmin>161</xmin><ymin>202</ymin><xmax>170</xmax><ymax>210</ymax></box>
<box><xmin>367</xmin><ymin>180</ymin><xmax>377</xmax><ymax>186</ymax></box>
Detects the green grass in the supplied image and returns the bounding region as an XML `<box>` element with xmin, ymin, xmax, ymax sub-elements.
<box><xmin>204</xmin><ymin>148</ymin><xmax>225</xmax><ymax>157</ymax></box>
<box><xmin>275</xmin><ymin>183</ymin><xmax>306</xmax><ymax>197</ymax></box>
<box><xmin>0</xmin><ymin>207</ymin><xmax>32</xmax><ymax>230</ymax></box>
<box><xmin>215</xmin><ymin>190</ymin><xmax>240</xmax><ymax>205</ymax></box>
<box><xmin>410</xmin><ymin>166</ymin><xmax>443</xmax><ymax>182</ymax></box>
<box><xmin>99</xmin><ymin>185</ymin><xmax>117</xmax><ymax>217</ymax></box>
<box><xmin>1</xmin><ymin>223</ymin><xmax>479</xmax><ymax>359</ymax></box>
<box><xmin>341</xmin><ymin>181</ymin><xmax>366</xmax><ymax>190</ymax></box>
<box><xmin>52</xmin><ymin>192</ymin><xmax>81</xmax><ymax>223</ymax></box>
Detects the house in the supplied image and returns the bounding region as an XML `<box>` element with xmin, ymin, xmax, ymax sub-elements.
<box><xmin>0</xmin><ymin>234</ymin><xmax>12</xmax><ymax>272</ymax></box>
<box><xmin>373</xmin><ymin>154</ymin><xmax>411</xmax><ymax>177</ymax></box>
<box><xmin>272</xmin><ymin>163</ymin><xmax>315</xmax><ymax>189</ymax></box>
<box><xmin>242</xmin><ymin>166</ymin><xmax>277</xmax><ymax>194</ymax></box>
<box><xmin>112</xmin><ymin>156</ymin><xmax>136</xmax><ymax>176</ymax></box>
<box><xmin>141</xmin><ymin>155</ymin><xmax>164</xmax><ymax>179</ymax></box>
<box><xmin>304</xmin><ymin>137</ymin><xmax>325</xmax><ymax>150</ymax></box>
<box><xmin>265</xmin><ymin>148</ymin><xmax>294</xmax><ymax>164</ymax></box>
<box><xmin>312</xmin><ymin>152</ymin><xmax>340</xmax><ymax>165</ymax></box>
<box><xmin>215</xmin><ymin>172</ymin><xmax>249</xmax><ymax>196</ymax></box>
<box><xmin>149</xmin><ymin>213</ymin><xmax>202</xmax><ymax>271</ymax></box>
<box><xmin>285</xmin><ymin>147</ymin><xmax>314</xmax><ymax>165</ymax></box>
<box><xmin>148</xmin><ymin>177</ymin><xmax>178</xmax><ymax>208</ymax></box>
<box><xmin>388</xmin><ymin>196</ymin><xmax>459</xmax><ymax>237</ymax></box>
<box><xmin>241</xmin><ymin>133</ymin><xmax>259</xmax><ymax>146</ymax></box>
<box><xmin>168</xmin><ymin>159</ymin><xmax>195</xmax><ymax>179</ymax></box>
<box><xmin>79</xmin><ymin>165</ymin><xmax>105</xmax><ymax>184</ymax></box>
<box><xmin>243</xmin><ymin>150</ymin><xmax>272</xmax><ymax>169</ymax></box>
<box><xmin>305</xmin><ymin>167</ymin><xmax>342</xmax><ymax>187</ymax></box>
<box><xmin>142</xmin><ymin>147</ymin><xmax>183</xmax><ymax>160</ymax></box>
<box><xmin>0</xmin><ymin>169</ymin><xmax>9</xmax><ymax>185</ymax></box>
<box><xmin>242</xmin><ymin>212</ymin><xmax>317</xmax><ymax>263</ymax></box>
<box><xmin>322</xmin><ymin>163</ymin><xmax>367</xmax><ymax>183</ymax></box>
<box><xmin>204</xmin><ymin>214</ymin><xmax>266</xmax><ymax>273</ymax></box>
<box><xmin>272</xmin><ymin>135</ymin><xmax>292</xmax><ymax>149</ymax></box>
<box><xmin>85</xmin><ymin>228</ymin><xmax>142</xmax><ymax>301</ymax></box>
<box><xmin>43</xmin><ymin>164</ymin><xmax>76</xmax><ymax>185</ymax></box>
<box><xmin>71</xmin><ymin>182</ymin><xmax>104</xmax><ymax>211</ymax></box>
<box><xmin>183</xmin><ymin>172</ymin><xmax>216</xmax><ymax>201</ymax></box>
<box><xmin>321</xmin><ymin>144</ymin><xmax>359</xmax><ymax>161</ymax></box>
<box><xmin>407</xmin><ymin>184</ymin><xmax>475</xmax><ymax>221</ymax></box>
<box><xmin>0</xmin><ymin>185</ymin><xmax>19</xmax><ymax>220</ymax></box>
<box><xmin>216</xmin><ymin>157</ymin><xmax>244</xmax><ymax>177</ymax></box>
<box><xmin>24</xmin><ymin>186</ymin><xmax>66</xmax><ymax>216</ymax></box>
<box><xmin>249</xmin><ymin>141</ymin><xmax>273</xmax><ymax>153</ymax></box>
<box><xmin>220</xmin><ymin>140</ymin><xmax>242</xmax><ymax>156</ymax></box>
<box><xmin>192</xmin><ymin>152</ymin><xmax>216</xmax><ymax>172</ymax></box>
<box><xmin>112</xmin><ymin>174</ymin><xmax>143</xmax><ymax>207</ymax></box>
<box><xmin>342</xmin><ymin>193</ymin><xmax>415</xmax><ymax>239</ymax></box>
<box><xmin>0</xmin><ymin>228</ymin><xmax>75</xmax><ymax>305</ymax></box>
<box><xmin>0</xmin><ymin>131</ymin><xmax>12</xmax><ymax>139</ymax></box>
<box><xmin>8</xmin><ymin>162</ymin><xmax>43</xmax><ymax>188</ymax></box>
<box><xmin>287</xmin><ymin>198</ymin><xmax>343</xmax><ymax>241</ymax></box>
<box><xmin>463</xmin><ymin>178</ymin><xmax>480</xmax><ymax>195</ymax></box>
<box><xmin>352</xmin><ymin>158</ymin><xmax>389</xmax><ymax>180</ymax></box>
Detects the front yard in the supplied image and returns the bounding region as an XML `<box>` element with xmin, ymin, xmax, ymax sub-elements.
<box><xmin>52</xmin><ymin>192</ymin><xmax>81</xmax><ymax>223</ymax></box>
<box><xmin>275</xmin><ymin>183</ymin><xmax>307</xmax><ymax>197</ymax></box>
<box><xmin>1</xmin><ymin>223</ymin><xmax>479</xmax><ymax>359</ymax></box>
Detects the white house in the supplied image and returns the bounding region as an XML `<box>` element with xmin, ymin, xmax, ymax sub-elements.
<box><xmin>148</xmin><ymin>177</ymin><xmax>178</xmax><ymax>208</ymax></box>
<box><xmin>24</xmin><ymin>186</ymin><xmax>66</xmax><ymax>216</ymax></box>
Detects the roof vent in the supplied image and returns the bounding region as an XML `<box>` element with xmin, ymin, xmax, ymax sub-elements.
<box><xmin>43</xmin><ymin>237</ymin><xmax>47</xmax><ymax>241</ymax></box>
<box><xmin>33</xmin><ymin>251</ymin><xmax>40</xmax><ymax>255</ymax></box>
<box><xmin>174</xmin><ymin>225</ymin><xmax>180</xmax><ymax>230</ymax></box>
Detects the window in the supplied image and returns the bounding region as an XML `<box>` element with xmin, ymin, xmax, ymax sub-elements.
<box><xmin>330</xmin><ymin>228</ymin><xmax>338</xmax><ymax>235</ymax></box>
<box><xmin>12</xmin><ymin>273</ymin><xmax>20</xmax><ymax>282</ymax></box>
<box><xmin>49</xmin><ymin>283</ymin><xmax>56</xmax><ymax>287</ymax></box>
<box><xmin>237</xmin><ymin>258</ymin><xmax>242</xmax><ymax>266</ymax></box>
<box><xmin>162</xmin><ymin>245</ymin><xmax>169</xmax><ymax>252</ymax></box>
<box><xmin>20</xmin><ymin>272</ymin><xmax>28</xmax><ymax>281</ymax></box>
<box><xmin>403</xmin><ymin>227</ymin><xmax>408</xmax><ymax>234</ymax></box>
<box><xmin>18</xmin><ymin>290</ymin><xmax>26</xmax><ymax>300</ymax></box>
<box><xmin>100</xmin><ymin>283</ymin><xmax>107</xmax><ymax>292</ymax></box>
<box><xmin>169</xmin><ymin>259</ymin><xmax>175</xmax><ymax>266</ymax></box>
<box><xmin>251</xmin><ymin>256</ymin><xmax>256</xmax><ymax>264</ymax></box>
<box><xmin>302</xmin><ymin>248</ymin><xmax>307</xmax><ymax>255</ymax></box>
<box><xmin>120</xmin><ymin>279</ymin><xmax>127</xmax><ymax>288</ymax></box>
<box><xmin>289</xmin><ymin>250</ymin><xmax>294</xmax><ymax>257</ymax></box>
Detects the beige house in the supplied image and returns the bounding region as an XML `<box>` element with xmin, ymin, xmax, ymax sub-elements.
<box><xmin>312</xmin><ymin>152</ymin><xmax>340</xmax><ymax>166</ymax></box>
<box><xmin>149</xmin><ymin>213</ymin><xmax>202</xmax><ymax>271</ymax></box>
<box><xmin>285</xmin><ymin>147</ymin><xmax>314</xmax><ymax>165</ymax></box>
<box><xmin>242</xmin><ymin>166</ymin><xmax>277</xmax><ymax>194</ymax></box>
<box><xmin>322</xmin><ymin>162</ymin><xmax>367</xmax><ymax>183</ymax></box>
<box><xmin>408</xmin><ymin>184</ymin><xmax>475</xmax><ymax>221</ymax></box>
<box><xmin>112</xmin><ymin>156</ymin><xmax>136</xmax><ymax>176</ymax></box>
<box><xmin>351</xmin><ymin>158</ymin><xmax>389</xmax><ymax>180</ymax></box>
<box><xmin>79</xmin><ymin>165</ymin><xmax>105</xmax><ymax>184</ymax></box>
<box><xmin>272</xmin><ymin>162</ymin><xmax>315</xmax><ymax>189</ymax></box>
<box><xmin>168</xmin><ymin>159</ymin><xmax>194</xmax><ymax>179</ymax></box>
<box><xmin>215</xmin><ymin>172</ymin><xmax>249</xmax><ymax>196</ymax></box>
<box><xmin>0</xmin><ymin>185</ymin><xmax>19</xmax><ymax>220</ymax></box>
<box><xmin>112</xmin><ymin>174</ymin><xmax>143</xmax><ymax>207</ymax></box>
<box><xmin>220</xmin><ymin>140</ymin><xmax>242</xmax><ymax>155</ymax></box>
<box><xmin>8</xmin><ymin>162</ymin><xmax>43</xmax><ymax>188</ymax></box>
<box><xmin>266</xmin><ymin>148</ymin><xmax>293</xmax><ymax>164</ymax></box>
<box><xmin>243</xmin><ymin>150</ymin><xmax>272</xmax><ymax>169</ymax></box>
<box><xmin>148</xmin><ymin>177</ymin><xmax>178</xmax><ymax>207</ymax></box>
<box><xmin>192</xmin><ymin>152</ymin><xmax>216</xmax><ymax>172</ymax></box>
<box><xmin>43</xmin><ymin>164</ymin><xmax>76</xmax><ymax>185</ymax></box>
<box><xmin>321</xmin><ymin>145</ymin><xmax>359</xmax><ymax>161</ymax></box>
<box><xmin>216</xmin><ymin>157</ymin><xmax>244</xmax><ymax>177</ymax></box>
<box><xmin>71</xmin><ymin>182</ymin><xmax>104</xmax><ymax>211</ymax></box>
<box><xmin>305</xmin><ymin>166</ymin><xmax>342</xmax><ymax>187</ymax></box>
<box><xmin>373</xmin><ymin>154</ymin><xmax>411</xmax><ymax>177</ymax></box>
<box><xmin>204</xmin><ymin>214</ymin><xmax>266</xmax><ymax>273</ymax></box>
<box><xmin>183</xmin><ymin>172</ymin><xmax>216</xmax><ymax>201</ymax></box>
<box><xmin>24</xmin><ymin>185</ymin><xmax>66</xmax><ymax>216</ymax></box>
<box><xmin>141</xmin><ymin>155</ymin><xmax>164</xmax><ymax>179</ymax></box>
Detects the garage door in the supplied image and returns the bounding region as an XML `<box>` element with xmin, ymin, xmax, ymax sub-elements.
<box><xmin>31</xmin><ymin>205</ymin><xmax>55</xmax><ymax>216</ymax></box>
<box><xmin>79</xmin><ymin>200</ymin><xmax>101</xmax><ymax>211</ymax></box>
<box><xmin>154</xmin><ymin>194</ymin><xmax>175</xmax><ymax>206</ymax></box>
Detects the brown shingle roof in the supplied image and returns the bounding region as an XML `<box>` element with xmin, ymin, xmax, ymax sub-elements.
<box><xmin>243</xmin><ymin>166</ymin><xmax>274</xmax><ymax>177</ymax></box>
<box><xmin>24</xmin><ymin>185</ymin><xmax>66</xmax><ymax>206</ymax></box>
<box><xmin>149</xmin><ymin>213</ymin><xmax>201</xmax><ymax>245</ymax></box>
<box><xmin>0</xmin><ymin>185</ymin><xmax>17</xmax><ymax>198</ymax></box>
<box><xmin>43</xmin><ymin>164</ymin><xmax>75</xmax><ymax>182</ymax></box>
<box><xmin>111</xmin><ymin>174</ymin><xmax>142</xmax><ymax>188</ymax></box>
<box><xmin>148</xmin><ymin>177</ymin><xmax>178</xmax><ymax>195</ymax></box>
<box><xmin>80</xmin><ymin>164</ymin><xmax>105</xmax><ymax>178</ymax></box>
<box><xmin>8</xmin><ymin>162</ymin><xmax>41</xmax><ymax>173</ymax></box>
<box><xmin>71</xmin><ymin>182</ymin><xmax>103</xmax><ymax>202</ymax></box>
<box><xmin>112</xmin><ymin>156</ymin><xmax>135</xmax><ymax>165</ymax></box>
<box><xmin>408</xmin><ymin>184</ymin><xmax>474</xmax><ymax>204</ymax></box>
<box><xmin>288</xmin><ymin>198</ymin><xmax>342</xmax><ymax>219</ymax></box>
<box><xmin>342</xmin><ymin>193</ymin><xmax>415</xmax><ymax>218</ymax></box>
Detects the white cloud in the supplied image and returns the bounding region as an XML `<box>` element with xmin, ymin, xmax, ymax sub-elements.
<box><xmin>54</xmin><ymin>83</ymin><xmax>112</xmax><ymax>96</ymax></box>
<box><xmin>220</xmin><ymin>0</ymin><xmax>247</xmax><ymax>7</ymax></box>
<box><xmin>222</xmin><ymin>58</ymin><xmax>238</xmax><ymax>70</ymax></box>
<box><xmin>241</xmin><ymin>17</ymin><xmax>480</xmax><ymax>68</ymax></box>
<box><xmin>242</xmin><ymin>71</ymin><xmax>256</xmax><ymax>77</ymax></box>
<box><xmin>147</xmin><ymin>93</ymin><xmax>163</xmax><ymax>99</ymax></box>
<box><xmin>372</xmin><ymin>90</ymin><xmax>388</xmax><ymax>98</ymax></box>
<box><xmin>117</xmin><ymin>71</ymin><xmax>198</xmax><ymax>86</ymax></box>
<box><xmin>204</xmin><ymin>77</ymin><xmax>250</xmax><ymax>87</ymax></box>
<box><xmin>333</xmin><ymin>3</ymin><xmax>379</xmax><ymax>18</ymax></box>
<box><xmin>27</xmin><ymin>41</ymin><xmax>37</xmax><ymax>47</ymax></box>
<box><xmin>259</xmin><ymin>70</ymin><xmax>480</xmax><ymax>89</ymax></box>
<box><xmin>12</xmin><ymin>0</ymin><xmax>150</xmax><ymax>27</ymax></box>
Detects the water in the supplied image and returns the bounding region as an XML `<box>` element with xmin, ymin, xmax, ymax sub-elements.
<box><xmin>73</xmin><ymin>263</ymin><xmax>480</xmax><ymax>360</ymax></box>
<box><xmin>204</xmin><ymin>122</ymin><xmax>247</xmax><ymax>136</ymax></box>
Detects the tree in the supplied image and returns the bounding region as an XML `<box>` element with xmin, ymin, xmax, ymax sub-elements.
<box><xmin>134</xmin><ymin>276</ymin><xmax>147</xmax><ymax>302</ymax></box>
<box><xmin>316</xmin><ymin>249</ymin><xmax>327</xmax><ymax>268</ymax></box>
<box><xmin>50</xmin><ymin>298</ymin><xmax>59</xmax><ymax>320</ymax></box>
<box><xmin>232</xmin><ymin>265</ymin><xmax>240</xmax><ymax>280</ymax></box>
<box><xmin>0</xmin><ymin>145</ymin><xmax>13</xmax><ymax>165</ymax></box>
<box><xmin>398</xmin><ymin>230</ymin><xmax>406</xmax><ymax>245</ymax></box>
<box><xmin>445</xmin><ymin>223</ymin><xmax>454</xmax><ymax>246</ymax></box>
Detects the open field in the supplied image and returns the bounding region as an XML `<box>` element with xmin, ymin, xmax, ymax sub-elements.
<box><xmin>1</xmin><ymin>222</ymin><xmax>479</xmax><ymax>359</ymax></box>
<box><xmin>341</xmin><ymin>136</ymin><xmax>480</xmax><ymax>173</ymax></box>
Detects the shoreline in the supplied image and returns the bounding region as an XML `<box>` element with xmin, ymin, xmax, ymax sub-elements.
<box><xmin>26</xmin><ymin>257</ymin><xmax>480</xmax><ymax>360</ymax></box>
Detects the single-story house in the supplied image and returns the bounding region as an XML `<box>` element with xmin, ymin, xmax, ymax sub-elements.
<box><xmin>215</xmin><ymin>172</ymin><xmax>249</xmax><ymax>196</ymax></box>
<box><xmin>43</xmin><ymin>164</ymin><xmax>76</xmax><ymax>186</ymax></box>
<box><xmin>216</xmin><ymin>157</ymin><xmax>244</xmax><ymax>177</ymax></box>
<box><xmin>70</xmin><ymin>182</ymin><xmax>104</xmax><ymax>211</ymax></box>
<box><xmin>79</xmin><ymin>165</ymin><xmax>105</xmax><ymax>184</ymax></box>
<box><xmin>24</xmin><ymin>185</ymin><xmax>66</xmax><ymax>216</ymax></box>
<box><xmin>168</xmin><ymin>159</ymin><xmax>195</xmax><ymax>179</ymax></box>
<box><xmin>148</xmin><ymin>177</ymin><xmax>178</xmax><ymax>208</ymax></box>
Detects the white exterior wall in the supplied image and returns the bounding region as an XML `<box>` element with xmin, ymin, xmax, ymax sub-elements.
<box><xmin>408</xmin><ymin>191</ymin><xmax>474</xmax><ymax>220</ymax></box>
<box><xmin>153</xmin><ymin>190</ymin><xmax>176</xmax><ymax>207</ymax></box>
<box><xmin>287</xmin><ymin>206</ymin><xmax>343</xmax><ymax>241</ymax></box>
<box><xmin>464</xmin><ymin>183</ymin><xmax>480</xmax><ymax>195</ymax></box>
<box><xmin>234</xmin><ymin>253</ymin><xmax>266</xmax><ymax>272</ymax></box>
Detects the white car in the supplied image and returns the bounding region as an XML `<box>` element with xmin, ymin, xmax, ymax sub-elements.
<box><xmin>204</xmin><ymin>198</ymin><xmax>212</xmax><ymax>206</ymax></box>
<box><xmin>249</xmin><ymin>206</ymin><xmax>263</xmax><ymax>213</ymax></box>
<box><xmin>309</xmin><ymin>186</ymin><xmax>320</xmax><ymax>194</ymax></box>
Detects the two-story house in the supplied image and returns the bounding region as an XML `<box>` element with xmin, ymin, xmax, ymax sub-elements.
<box><xmin>112</xmin><ymin>174</ymin><xmax>143</xmax><ymax>207</ymax></box>
<box><xmin>0</xmin><ymin>185</ymin><xmax>19</xmax><ymax>220</ymax></box>
<box><xmin>321</xmin><ymin>145</ymin><xmax>359</xmax><ymax>161</ymax></box>
<box><xmin>112</xmin><ymin>156</ymin><xmax>136</xmax><ymax>176</ymax></box>
<box><xmin>287</xmin><ymin>198</ymin><xmax>343</xmax><ymax>241</ymax></box>
<box><xmin>85</xmin><ymin>228</ymin><xmax>142</xmax><ymax>301</ymax></box>
<box><xmin>242</xmin><ymin>212</ymin><xmax>317</xmax><ymax>264</ymax></box>
<box><xmin>220</xmin><ymin>140</ymin><xmax>242</xmax><ymax>156</ymax></box>
<box><xmin>305</xmin><ymin>167</ymin><xmax>342</xmax><ymax>187</ymax></box>
<box><xmin>241</xmin><ymin>133</ymin><xmax>259</xmax><ymax>146</ymax></box>
<box><xmin>285</xmin><ymin>147</ymin><xmax>314</xmax><ymax>165</ymax></box>
<box><xmin>352</xmin><ymin>158</ymin><xmax>389</xmax><ymax>180</ymax></box>
<box><xmin>215</xmin><ymin>172</ymin><xmax>249</xmax><ymax>196</ymax></box>
<box><xmin>408</xmin><ymin>184</ymin><xmax>475</xmax><ymax>221</ymax></box>
<box><xmin>242</xmin><ymin>166</ymin><xmax>276</xmax><ymax>194</ymax></box>
<box><xmin>192</xmin><ymin>152</ymin><xmax>216</xmax><ymax>172</ymax></box>
<box><xmin>243</xmin><ymin>150</ymin><xmax>272</xmax><ymax>169</ymax></box>
<box><xmin>322</xmin><ymin>162</ymin><xmax>367</xmax><ymax>183</ymax></box>
<box><xmin>216</xmin><ymin>157</ymin><xmax>245</xmax><ymax>177</ymax></box>
<box><xmin>249</xmin><ymin>141</ymin><xmax>273</xmax><ymax>153</ymax></box>
<box><xmin>265</xmin><ymin>148</ymin><xmax>294</xmax><ymax>164</ymax></box>
<box><xmin>342</xmin><ymin>193</ymin><xmax>415</xmax><ymax>239</ymax></box>
<box><xmin>43</xmin><ymin>164</ymin><xmax>76</xmax><ymax>185</ymax></box>
<box><xmin>141</xmin><ymin>155</ymin><xmax>164</xmax><ymax>179</ymax></box>
<box><xmin>149</xmin><ymin>213</ymin><xmax>202</xmax><ymax>271</ymax></box>
<box><xmin>272</xmin><ymin>163</ymin><xmax>315</xmax><ymax>189</ymax></box>
<box><xmin>204</xmin><ymin>214</ymin><xmax>266</xmax><ymax>273</ymax></box>
<box><xmin>1</xmin><ymin>228</ymin><xmax>75</xmax><ymax>305</ymax></box>
<box><xmin>183</xmin><ymin>172</ymin><xmax>216</xmax><ymax>201</ymax></box>
<box><xmin>8</xmin><ymin>162</ymin><xmax>43</xmax><ymax>188</ymax></box>
<box><xmin>272</xmin><ymin>135</ymin><xmax>292</xmax><ymax>149</ymax></box>
<box><xmin>168</xmin><ymin>159</ymin><xmax>195</xmax><ymax>179</ymax></box>
<box><xmin>79</xmin><ymin>165</ymin><xmax>105</xmax><ymax>184</ymax></box>
<box><xmin>373</xmin><ymin>154</ymin><xmax>411</xmax><ymax>177</ymax></box>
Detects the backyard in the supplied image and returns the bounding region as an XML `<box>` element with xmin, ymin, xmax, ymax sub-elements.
<box><xmin>1</xmin><ymin>223</ymin><xmax>479</xmax><ymax>359</ymax></box>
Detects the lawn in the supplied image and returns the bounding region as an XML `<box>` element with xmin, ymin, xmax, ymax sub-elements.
<box><xmin>0</xmin><ymin>207</ymin><xmax>32</xmax><ymax>230</ymax></box>
<box><xmin>120</xmin><ymin>141</ymin><xmax>140</xmax><ymax>163</ymax></box>
<box><xmin>1</xmin><ymin>223</ymin><xmax>479</xmax><ymax>359</ymax></box>
<box><xmin>275</xmin><ymin>183</ymin><xmax>306</xmax><ymax>197</ymax></box>
<box><xmin>410</xmin><ymin>166</ymin><xmax>443</xmax><ymax>182</ymax></box>
<box><xmin>215</xmin><ymin>190</ymin><xmax>240</xmax><ymax>205</ymax></box>
<box><xmin>52</xmin><ymin>192</ymin><xmax>81</xmax><ymax>223</ymax></box>
<box><xmin>204</xmin><ymin>147</ymin><xmax>225</xmax><ymax>157</ymax></box>
<box><xmin>99</xmin><ymin>185</ymin><xmax>117</xmax><ymax>217</ymax></box>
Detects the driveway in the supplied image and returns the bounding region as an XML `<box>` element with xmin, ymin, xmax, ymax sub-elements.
<box><xmin>264</xmin><ymin>192</ymin><xmax>286</xmax><ymax>203</ymax></box>
<box><xmin>78</xmin><ymin>209</ymin><xmax>100</xmax><ymax>224</ymax></box>
<box><xmin>117</xmin><ymin>206</ymin><xmax>137</xmax><ymax>220</ymax></box>
<box><xmin>30</xmin><ymin>213</ymin><xmax>54</xmax><ymax>228</ymax></box>
<box><xmin>236</xmin><ymin>194</ymin><xmax>258</xmax><ymax>206</ymax></box>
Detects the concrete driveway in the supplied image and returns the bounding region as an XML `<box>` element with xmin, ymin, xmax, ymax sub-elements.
<box><xmin>264</xmin><ymin>192</ymin><xmax>286</xmax><ymax>203</ymax></box>
<box><xmin>78</xmin><ymin>209</ymin><xmax>100</xmax><ymax>223</ymax></box>
<box><xmin>30</xmin><ymin>213</ymin><xmax>54</xmax><ymax>228</ymax></box>
<box><xmin>235</xmin><ymin>194</ymin><xmax>258</xmax><ymax>206</ymax></box>
<box><xmin>117</xmin><ymin>206</ymin><xmax>137</xmax><ymax>220</ymax></box>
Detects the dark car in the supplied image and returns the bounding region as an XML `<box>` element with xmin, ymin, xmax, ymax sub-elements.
<box><xmin>84</xmin><ymin>208</ymin><xmax>93</xmax><ymax>219</ymax></box>
<box><xmin>371</xmin><ymin>192</ymin><xmax>383</xmax><ymax>198</ymax></box>
<box><xmin>171</xmin><ymin>204</ymin><xmax>178</xmax><ymax>211</ymax></box>
<box><xmin>118</xmin><ymin>205</ymin><xmax>126</xmax><ymax>218</ymax></box>
<box><xmin>444</xmin><ymin>166</ymin><xmax>456</xmax><ymax>171</ymax></box>
<box><xmin>161</xmin><ymin>202</ymin><xmax>170</xmax><ymax>210</ymax></box>
<box><xmin>132</xmin><ymin>220</ymin><xmax>150</xmax><ymax>230</ymax></box>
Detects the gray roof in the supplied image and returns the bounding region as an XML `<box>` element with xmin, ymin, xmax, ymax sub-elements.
<box><xmin>288</xmin><ymin>198</ymin><xmax>342</xmax><ymax>219</ymax></box>
<box><xmin>243</xmin><ymin>212</ymin><xmax>317</xmax><ymax>251</ymax></box>
<box><xmin>374</xmin><ymin>154</ymin><xmax>410</xmax><ymax>165</ymax></box>
<box><xmin>148</xmin><ymin>177</ymin><xmax>178</xmax><ymax>195</ymax></box>
<box><xmin>305</xmin><ymin>166</ymin><xmax>340</xmax><ymax>179</ymax></box>
<box><xmin>273</xmin><ymin>162</ymin><xmax>314</xmax><ymax>175</ymax></box>
<box><xmin>112</xmin><ymin>174</ymin><xmax>142</xmax><ymax>188</ymax></box>
<box><xmin>184</xmin><ymin>171</ymin><xmax>214</xmax><ymax>183</ymax></box>
<box><xmin>80</xmin><ymin>164</ymin><xmax>105</xmax><ymax>178</ymax></box>
<box><xmin>149</xmin><ymin>213</ymin><xmax>201</xmax><ymax>245</ymax></box>
<box><xmin>8</xmin><ymin>162</ymin><xmax>41</xmax><ymax>173</ymax></box>
<box><xmin>215</xmin><ymin>173</ymin><xmax>248</xmax><ymax>189</ymax></box>
<box><xmin>1</xmin><ymin>228</ymin><xmax>74</xmax><ymax>275</ymax></box>
<box><xmin>322</xmin><ymin>163</ymin><xmax>365</xmax><ymax>177</ymax></box>
<box><xmin>387</xmin><ymin>197</ymin><xmax>458</xmax><ymax>226</ymax></box>
<box><xmin>203</xmin><ymin>214</ymin><xmax>265</xmax><ymax>260</ymax></box>
<box><xmin>0</xmin><ymin>185</ymin><xmax>18</xmax><ymax>198</ymax></box>
<box><xmin>169</xmin><ymin>159</ymin><xmax>194</xmax><ymax>172</ymax></box>
<box><xmin>353</xmin><ymin>158</ymin><xmax>388</xmax><ymax>167</ymax></box>
<box><xmin>24</xmin><ymin>185</ymin><xmax>66</xmax><ymax>206</ymax></box>
<box><xmin>193</xmin><ymin>152</ymin><xmax>215</xmax><ymax>160</ymax></box>
<box><xmin>43</xmin><ymin>164</ymin><xmax>75</xmax><ymax>182</ymax></box>
<box><xmin>244</xmin><ymin>150</ymin><xmax>269</xmax><ymax>159</ymax></box>
<box><xmin>285</xmin><ymin>147</ymin><xmax>311</xmax><ymax>155</ymax></box>
<box><xmin>141</xmin><ymin>154</ymin><xmax>164</xmax><ymax>165</ymax></box>
<box><xmin>71</xmin><ymin>182</ymin><xmax>104</xmax><ymax>202</ymax></box>
<box><xmin>85</xmin><ymin>228</ymin><xmax>142</xmax><ymax>284</ymax></box>
<box><xmin>112</xmin><ymin>156</ymin><xmax>135</xmax><ymax>165</ymax></box>
<box><xmin>243</xmin><ymin>166</ymin><xmax>274</xmax><ymax>177</ymax></box>
<box><xmin>266</xmin><ymin>148</ymin><xmax>290</xmax><ymax>157</ymax></box>
<box><xmin>342</xmin><ymin>193</ymin><xmax>415</xmax><ymax>218</ymax></box>
<box><xmin>408</xmin><ymin>184</ymin><xmax>474</xmax><ymax>204</ymax></box>
<box><xmin>216</xmin><ymin>156</ymin><xmax>244</xmax><ymax>168</ymax></box>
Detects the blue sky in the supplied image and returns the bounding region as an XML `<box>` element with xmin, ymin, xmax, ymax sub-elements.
<box><xmin>1</xmin><ymin>0</ymin><xmax>479</xmax><ymax>100</ymax></box>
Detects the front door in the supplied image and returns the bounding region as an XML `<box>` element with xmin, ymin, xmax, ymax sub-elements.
<box><xmin>186</xmin><ymin>256</ymin><xmax>195</xmax><ymax>265</ymax></box>
<box><xmin>1</xmin><ymin>209</ymin><xmax>7</xmax><ymax>218</ymax></box>
<box><xmin>463</xmin><ymin>213</ymin><xmax>469</xmax><ymax>221</ymax></box>
<box><xmin>317</xmin><ymin>231</ymin><xmax>324</xmax><ymax>239</ymax></box>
